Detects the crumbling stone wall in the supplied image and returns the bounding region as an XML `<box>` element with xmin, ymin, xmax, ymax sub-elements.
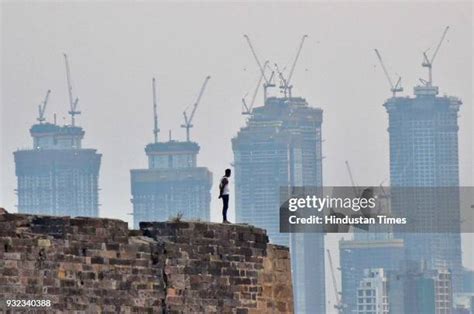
<box><xmin>0</xmin><ymin>212</ymin><xmax>293</xmax><ymax>313</ymax></box>
<box><xmin>257</xmin><ymin>244</ymin><xmax>293</xmax><ymax>313</ymax></box>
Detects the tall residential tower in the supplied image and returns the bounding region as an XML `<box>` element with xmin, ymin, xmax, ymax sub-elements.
<box><xmin>234</xmin><ymin>34</ymin><xmax>325</xmax><ymax>313</ymax></box>
<box><xmin>385</xmin><ymin>84</ymin><xmax>463</xmax><ymax>292</ymax></box>
<box><xmin>14</xmin><ymin>124</ymin><xmax>101</xmax><ymax>217</ymax></box>
<box><xmin>131</xmin><ymin>140</ymin><xmax>212</xmax><ymax>228</ymax></box>
<box><xmin>384</xmin><ymin>27</ymin><xmax>463</xmax><ymax>292</ymax></box>
<box><xmin>14</xmin><ymin>55</ymin><xmax>101</xmax><ymax>217</ymax></box>
<box><xmin>232</xmin><ymin>96</ymin><xmax>325</xmax><ymax>313</ymax></box>
<box><xmin>130</xmin><ymin>77</ymin><xmax>212</xmax><ymax>228</ymax></box>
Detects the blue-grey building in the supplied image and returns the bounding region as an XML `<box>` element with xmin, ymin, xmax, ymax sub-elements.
<box><xmin>384</xmin><ymin>82</ymin><xmax>463</xmax><ymax>292</ymax></box>
<box><xmin>232</xmin><ymin>96</ymin><xmax>325</xmax><ymax>313</ymax></box>
<box><xmin>462</xmin><ymin>268</ymin><xmax>474</xmax><ymax>293</ymax></box>
<box><xmin>14</xmin><ymin>123</ymin><xmax>101</xmax><ymax>217</ymax></box>
<box><xmin>130</xmin><ymin>77</ymin><xmax>212</xmax><ymax>228</ymax></box>
<box><xmin>14</xmin><ymin>55</ymin><xmax>102</xmax><ymax>218</ymax></box>
<box><xmin>130</xmin><ymin>140</ymin><xmax>212</xmax><ymax>229</ymax></box>
<box><xmin>388</xmin><ymin>261</ymin><xmax>453</xmax><ymax>313</ymax></box>
<box><xmin>339</xmin><ymin>238</ymin><xmax>405</xmax><ymax>313</ymax></box>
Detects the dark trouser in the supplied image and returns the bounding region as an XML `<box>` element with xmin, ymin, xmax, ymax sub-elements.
<box><xmin>222</xmin><ymin>195</ymin><xmax>229</xmax><ymax>222</ymax></box>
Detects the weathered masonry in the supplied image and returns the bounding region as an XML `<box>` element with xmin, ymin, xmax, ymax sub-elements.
<box><xmin>0</xmin><ymin>212</ymin><xmax>293</xmax><ymax>313</ymax></box>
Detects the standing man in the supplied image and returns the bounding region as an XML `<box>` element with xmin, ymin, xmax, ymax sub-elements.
<box><xmin>219</xmin><ymin>168</ymin><xmax>231</xmax><ymax>224</ymax></box>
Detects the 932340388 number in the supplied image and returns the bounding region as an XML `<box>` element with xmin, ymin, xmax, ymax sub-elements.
<box><xmin>5</xmin><ymin>299</ymin><xmax>51</xmax><ymax>307</ymax></box>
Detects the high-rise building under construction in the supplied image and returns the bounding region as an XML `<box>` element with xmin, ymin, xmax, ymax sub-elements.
<box><xmin>232</xmin><ymin>96</ymin><xmax>325</xmax><ymax>313</ymax></box>
<box><xmin>14</xmin><ymin>55</ymin><xmax>101</xmax><ymax>218</ymax></box>
<box><xmin>14</xmin><ymin>123</ymin><xmax>101</xmax><ymax>217</ymax></box>
<box><xmin>383</xmin><ymin>27</ymin><xmax>463</xmax><ymax>292</ymax></box>
<box><xmin>233</xmin><ymin>34</ymin><xmax>325</xmax><ymax>313</ymax></box>
<box><xmin>130</xmin><ymin>140</ymin><xmax>212</xmax><ymax>228</ymax></box>
<box><xmin>130</xmin><ymin>77</ymin><xmax>212</xmax><ymax>229</ymax></box>
<box><xmin>385</xmin><ymin>84</ymin><xmax>463</xmax><ymax>292</ymax></box>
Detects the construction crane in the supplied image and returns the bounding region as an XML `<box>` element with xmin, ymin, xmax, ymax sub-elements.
<box><xmin>377</xmin><ymin>183</ymin><xmax>390</xmax><ymax>215</ymax></box>
<box><xmin>345</xmin><ymin>160</ymin><xmax>359</xmax><ymax>198</ymax></box>
<box><xmin>422</xmin><ymin>26</ymin><xmax>450</xmax><ymax>87</ymax></box>
<box><xmin>242</xmin><ymin>60</ymin><xmax>270</xmax><ymax>115</ymax></box>
<box><xmin>181</xmin><ymin>76</ymin><xmax>211</xmax><ymax>142</ymax></box>
<box><xmin>243</xmin><ymin>35</ymin><xmax>276</xmax><ymax>103</ymax></box>
<box><xmin>327</xmin><ymin>249</ymin><xmax>345</xmax><ymax>313</ymax></box>
<box><xmin>374</xmin><ymin>49</ymin><xmax>403</xmax><ymax>97</ymax></box>
<box><xmin>37</xmin><ymin>90</ymin><xmax>51</xmax><ymax>124</ymax></box>
<box><xmin>63</xmin><ymin>53</ymin><xmax>80</xmax><ymax>126</ymax></box>
<box><xmin>152</xmin><ymin>78</ymin><xmax>160</xmax><ymax>143</ymax></box>
<box><xmin>279</xmin><ymin>35</ymin><xmax>308</xmax><ymax>98</ymax></box>
<box><xmin>274</xmin><ymin>63</ymin><xmax>288</xmax><ymax>97</ymax></box>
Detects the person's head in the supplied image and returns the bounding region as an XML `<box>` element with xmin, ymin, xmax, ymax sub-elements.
<box><xmin>225</xmin><ymin>168</ymin><xmax>231</xmax><ymax>177</ymax></box>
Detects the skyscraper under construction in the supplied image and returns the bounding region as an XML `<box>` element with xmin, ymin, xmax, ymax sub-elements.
<box><xmin>233</xmin><ymin>96</ymin><xmax>323</xmax><ymax>243</ymax></box>
<box><xmin>233</xmin><ymin>35</ymin><xmax>325</xmax><ymax>313</ymax></box>
<box><xmin>130</xmin><ymin>77</ymin><xmax>212</xmax><ymax>229</ymax></box>
<box><xmin>233</xmin><ymin>96</ymin><xmax>325</xmax><ymax>313</ymax></box>
<box><xmin>384</xmin><ymin>26</ymin><xmax>463</xmax><ymax>292</ymax></box>
<box><xmin>14</xmin><ymin>55</ymin><xmax>101</xmax><ymax>217</ymax></box>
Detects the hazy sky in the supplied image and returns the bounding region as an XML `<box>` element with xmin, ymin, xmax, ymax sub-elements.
<box><xmin>1</xmin><ymin>1</ymin><xmax>473</xmax><ymax>306</ymax></box>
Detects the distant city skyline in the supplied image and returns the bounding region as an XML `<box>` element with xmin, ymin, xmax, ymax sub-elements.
<box><xmin>1</xmin><ymin>1</ymin><xmax>472</xmax><ymax>308</ymax></box>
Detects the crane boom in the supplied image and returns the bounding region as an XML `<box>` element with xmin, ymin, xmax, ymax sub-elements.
<box><xmin>287</xmin><ymin>35</ymin><xmax>308</xmax><ymax>85</ymax></box>
<box><xmin>241</xmin><ymin>92</ymin><xmax>250</xmax><ymax>114</ymax></box>
<box><xmin>37</xmin><ymin>89</ymin><xmax>51</xmax><ymax>123</ymax></box>
<box><xmin>243</xmin><ymin>35</ymin><xmax>269</xmax><ymax>84</ymax></box>
<box><xmin>275</xmin><ymin>35</ymin><xmax>308</xmax><ymax>98</ymax></box>
<box><xmin>431</xmin><ymin>26</ymin><xmax>450</xmax><ymax>64</ymax></box>
<box><xmin>243</xmin><ymin>35</ymin><xmax>276</xmax><ymax>103</ymax></box>
<box><xmin>188</xmin><ymin>75</ymin><xmax>210</xmax><ymax>123</ymax></box>
<box><xmin>275</xmin><ymin>63</ymin><xmax>289</xmax><ymax>97</ymax></box>
<box><xmin>249</xmin><ymin>62</ymin><xmax>265</xmax><ymax>110</ymax></box>
<box><xmin>152</xmin><ymin>78</ymin><xmax>159</xmax><ymax>143</ymax></box>
<box><xmin>374</xmin><ymin>49</ymin><xmax>394</xmax><ymax>88</ymax></box>
<box><xmin>374</xmin><ymin>49</ymin><xmax>403</xmax><ymax>97</ymax></box>
<box><xmin>181</xmin><ymin>76</ymin><xmax>211</xmax><ymax>141</ymax></box>
<box><xmin>327</xmin><ymin>249</ymin><xmax>343</xmax><ymax>313</ymax></box>
<box><xmin>63</xmin><ymin>53</ymin><xmax>80</xmax><ymax>126</ymax></box>
<box><xmin>422</xmin><ymin>26</ymin><xmax>450</xmax><ymax>86</ymax></box>
<box><xmin>64</xmin><ymin>54</ymin><xmax>74</xmax><ymax>110</ymax></box>
<box><xmin>345</xmin><ymin>160</ymin><xmax>359</xmax><ymax>198</ymax></box>
<box><xmin>242</xmin><ymin>60</ymin><xmax>269</xmax><ymax>115</ymax></box>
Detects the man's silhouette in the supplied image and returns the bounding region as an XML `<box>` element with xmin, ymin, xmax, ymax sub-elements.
<box><xmin>219</xmin><ymin>168</ymin><xmax>231</xmax><ymax>224</ymax></box>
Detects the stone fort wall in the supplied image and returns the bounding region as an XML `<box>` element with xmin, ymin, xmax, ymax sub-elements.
<box><xmin>0</xmin><ymin>212</ymin><xmax>293</xmax><ymax>313</ymax></box>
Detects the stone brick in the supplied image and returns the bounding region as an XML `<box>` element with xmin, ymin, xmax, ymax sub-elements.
<box><xmin>0</xmin><ymin>213</ymin><xmax>293</xmax><ymax>313</ymax></box>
